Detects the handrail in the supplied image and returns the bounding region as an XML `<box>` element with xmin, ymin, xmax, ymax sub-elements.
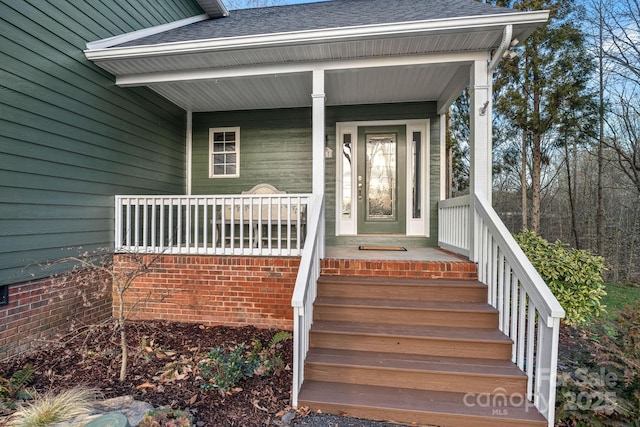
<box><xmin>473</xmin><ymin>195</ymin><xmax>565</xmax><ymax>324</ymax></box>
<box><xmin>473</xmin><ymin>193</ymin><xmax>564</xmax><ymax>426</ymax></box>
<box><xmin>290</xmin><ymin>194</ymin><xmax>324</xmax><ymax>408</ymax></box>
<box><xmin>438</xmin><ymin>194</ymin><xmax>565</xmax><ymax>427</ymax></box>
<box><xmin>114</xmin><ymin>194</ymin><xmax>310</xmax><ymax>257</ymax></box>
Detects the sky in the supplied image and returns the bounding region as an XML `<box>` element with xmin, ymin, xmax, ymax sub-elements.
<box><xmin>224</xmin><ymin>0</ymin><xmax>330</xmax><ymax>10</ymax></box>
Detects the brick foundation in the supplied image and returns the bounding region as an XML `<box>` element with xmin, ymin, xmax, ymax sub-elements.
<box><xmin>320</xmin><ymin>258</ymin><xmax>478</xmax><ymax>279</ymax></box>
<box><xmin>0</xmin><ymin>271</ymin><xmax>113</xmax><ymax>361</ymax></box>
<box><xmin>113</xmin><ymin>255</ymin><xmax>299</xmax><ymax>331</ymax></box>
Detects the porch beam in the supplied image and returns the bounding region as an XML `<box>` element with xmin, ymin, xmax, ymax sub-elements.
<box><xmin>468</xmin><ymin>57</ymin><xmax>492</xmax><ymax>261</ymax></box>
<box><xmin>115</xmin><ymin>52</ymin><xmax>483</xmax><ymax>87</ymax></box>
<box><xmin>436</xmin><ymin>66</ymin><xmax>470</xmax><ymax>115</ymax></box>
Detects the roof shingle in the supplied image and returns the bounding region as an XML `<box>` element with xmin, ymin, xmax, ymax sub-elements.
<box><xmin>115</xmin><ymin>0</ymin><xmax>517</xmax><ymax>47</ymax></box>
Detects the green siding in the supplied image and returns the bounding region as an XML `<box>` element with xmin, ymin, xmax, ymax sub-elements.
<box><xmin>192</xmin><ymin>103</ymin><xmax>441</xmax><ymax>246</ymax></box>
<box><xmin>0</xmin><ymin>0</ymin><xmax>202</xmax><ymax>284</ymax></box>
<box><xmin>192</xmin><ymin>108</ymin><xmax>313</xmax><ymax>195</ymax></box>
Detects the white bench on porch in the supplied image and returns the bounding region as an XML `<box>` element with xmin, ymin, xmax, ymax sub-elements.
<box><xmin>221</xmin><ymin>184</ymin><xmax>306</xmax><ymax>248</ymax></box>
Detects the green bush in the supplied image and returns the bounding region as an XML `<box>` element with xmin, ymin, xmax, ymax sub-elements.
<box><xmin>514</xmin><ymin>230</ymin><xmax>606</xmax><ymax>326</ymax></box>
<box><xmin>592</xmin><ymin>300</ymin><xmax>640</xmax><ymax>425</ymax></box>
<box><xmin>0</xmin><ymin>364</ymin><xmax>35</xmax><ymax>414</ymax></box>
<box><xmin>198</xmin><ymin>331</ymin><xmax>291</xmax><ymax>394</ymax></box>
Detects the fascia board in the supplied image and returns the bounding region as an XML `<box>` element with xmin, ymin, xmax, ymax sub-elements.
<box><xmin>86</xmin><ymin>14</ymin><xmax>210</xmax><ymax>50</ymax></box>
<box><xmin>85</xmin><ymin>10</ymin><xmax>550</xmax><ymax>61</ymax></box>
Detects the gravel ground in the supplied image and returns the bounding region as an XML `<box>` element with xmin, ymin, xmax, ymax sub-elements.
<box><xmin>294</xmin><ymin>413</ymin><xmax>406</xmax><ymax>426</ymax></box>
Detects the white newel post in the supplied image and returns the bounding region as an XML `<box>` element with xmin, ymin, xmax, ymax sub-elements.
<box><xmin>468</xmin><ymin>58</ymin><xmax>493</xmax><ymax>263</ymax></box>
<box><xmin>312</xmin><ymin>69</ymin><xmax>326</xmax><ymax>258</ymax></box>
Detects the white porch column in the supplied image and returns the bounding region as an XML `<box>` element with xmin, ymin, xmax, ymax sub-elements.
<box><xmin>312</xmin><ymin>69</ymin><xmax>326</xmax><ymax>257</ymax></box>
<box><xmin>469</xmin><ymin>58</ymin><xmax>492</xmax><ymax>262</ymax></box>
<box><xmin>186</xmin><ymin>110</ymin><xmax>193</xmax><ymax>195</ymax></box>
<box><xmin>312</xmin><ymin>69</ymin><xmax>325</xmax><ymax>194</ymax></box>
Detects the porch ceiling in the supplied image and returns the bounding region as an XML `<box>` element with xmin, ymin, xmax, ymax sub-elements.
<box><xmin>85</xmin><ymin>10</ymin><xmax>548</xmax><ymax>113</ymax></box>
<box><xmin>145</xmin><ymin>62</ymin><xmax>470</xmax><ymax>112</ymax></box>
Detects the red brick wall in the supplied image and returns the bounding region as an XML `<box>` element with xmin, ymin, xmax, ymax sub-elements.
<box><xmin>321</xmin><ymin>258</ymin><xmax>478</xmax><ymax>279</ymax></box>
<box><xmin>113</xmin><ymin>255</ymin><xmax>299</xmax><ymax>331</ymax></box>
<box><xmin>0</xmin><ymin>271</ymin><xmax>113</xmax><ymax>361</ymax></box>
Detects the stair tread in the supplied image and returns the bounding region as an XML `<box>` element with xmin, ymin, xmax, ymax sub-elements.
<box><xmin>318</xmin><ymin>275</ymin><xmax>484</xmax><ymax>287</ymax></box>
<box><xmin>305</xmin><ymin>348</ymin><xmax>525</xmax><ymax>377</ymax></box>
<box><xmin>312</xmin><ymin>320</ymin><xmax>512</xmax><ymax>343</ymax></box>
<box><xmin>299</xmin><ymin>380</ymin><xmax>546</xmax><ymax>425</ymax></box>
<box><xmin>315</xmin><ymin>296</ymin><xmax>498</xmax><ymax>313</ymax></box>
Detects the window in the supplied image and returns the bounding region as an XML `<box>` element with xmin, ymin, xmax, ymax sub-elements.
<box><xmin>0</xmin><ymin>285</ymin><xmax>8</xmax><ymax>306</ymax></box>
<box><xmin>209</xmin><ymin>127</ymin><xmax>239</xmax><ymax>178</ymax></box>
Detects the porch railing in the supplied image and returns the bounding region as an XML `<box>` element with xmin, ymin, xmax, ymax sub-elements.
<box><xmin>115</xmin><ymin>194</ymin><xmax>310</xmax><ymax>257</ymax></box>
<box><xmin>438</xmin><ymin>194</ymin><xmax>471</xmax><ymax>257</ymax></box>
<box><xmin>290</xmin><ymin>194</ymin><xmax>324</xmax><ymax>408</ymax></box>
<box><xmin>438</xmin><ymin>194</ymin><xmax>565</xmax><ymax>427</ymax></box>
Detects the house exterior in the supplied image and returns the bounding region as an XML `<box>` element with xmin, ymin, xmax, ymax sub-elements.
<box><xmin>1</xmin><ymin>0</ymin><xmax>566</xmax><ymax>426</ymax></box>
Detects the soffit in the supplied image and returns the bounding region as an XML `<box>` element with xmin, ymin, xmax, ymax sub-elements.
<box><xmin>149</xmin><ymin>63</ymin><xmax>469</xmax><ymax>112</ymax></box>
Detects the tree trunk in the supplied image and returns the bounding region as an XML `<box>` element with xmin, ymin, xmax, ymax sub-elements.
<box><xmin>117</xmin><ymin>285</ymin><xmax>127</xmax><ymax>382</ymax></box>
<box><xmin>120</xmin><ymin>325</ymin><xmax>128</xmax><ymax>382</ymax></box>
<box><xmin>446</xmin><ymin>113</ymin><xmax>453</xmax><ymax>198</ymax></box>
<box><xmin>521</xmin><ymin>130</ymin><xmax>528</xmax><ymax>231</ymax></box>
<box><xmin>564</xmin><ymin>134</ymin><xmax>580</xmax><ymax>248</ymax></box>
<box><xmin>531</xmin><ymin>131</ymin><xmax>541</xmax><ymax>234</ymax></box>
<box><xmin>596</xmin><ymin>0</ymin><xmax>605</xmax><ymax>255</ymax></box>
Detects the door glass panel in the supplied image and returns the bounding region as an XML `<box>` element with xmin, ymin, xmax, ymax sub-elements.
<box><xmin>412</xmin><ymin>131</ymin><xmax>422</xmax><ymax>219</ymax></box>
<box><xmin>366</xmin><ymin>134</ymin><xmax>396</xmax><ymax>221</ymax></box>
<box><xmin>342</xmin><ymin>133</ymin><xmax>352</xmax><ymax>219</ymax></box>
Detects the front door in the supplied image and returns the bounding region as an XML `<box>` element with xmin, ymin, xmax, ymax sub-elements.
<box><xmin>357</xmin><ymin>126</ymin><xmax>406</xmax><ymax>234</ymax></box>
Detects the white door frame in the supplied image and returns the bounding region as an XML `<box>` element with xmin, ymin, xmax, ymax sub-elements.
<box><xmin>335</xmin><ymin>119</ymin><xmax>430</xmax><ymax>237</ymax></box>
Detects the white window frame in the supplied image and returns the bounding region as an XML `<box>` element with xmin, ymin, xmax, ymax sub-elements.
<box><xmin>209</xmin><ymin>127</ymin><xmax>240</xmax><ymax>178</ymax></box>
<box><xmin>335</xmin><ymin>119</ymin><xmax>429</xmax><ymax>237</ymax></box>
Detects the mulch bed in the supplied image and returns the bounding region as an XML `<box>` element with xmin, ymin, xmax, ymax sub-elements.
<box><xmin>0</xmin><ymin>321</ymin><xmax>294</xmax><ymax>426</ymax></box>
<box><xmin>1</xmin><ymin>320</ymin><xmax>620</xmax><ymax>427</ymax></box>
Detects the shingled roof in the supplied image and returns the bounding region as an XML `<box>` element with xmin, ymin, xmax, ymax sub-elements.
<box><xmin>115</xmin><ymin>0</ymin><xmax>518</xmax><ymax>47</ymax></box>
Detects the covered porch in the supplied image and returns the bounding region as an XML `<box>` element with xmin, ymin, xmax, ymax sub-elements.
<box><xmin>89</xmin><ymin>1</ymin><xmax>564</xmax><ymax>424</ymax></box>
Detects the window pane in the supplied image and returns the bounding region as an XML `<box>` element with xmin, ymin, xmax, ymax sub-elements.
<box><xmin>366</xmin><ymin>134</ymin><xmax>396</xmax><ymax>220</ymax></box>
<box><xmin>210</xmin><ymin>127</ymin><xmax>239</xmax><ymax>177</ymax></box>
<box><xmin>342</xmin><ymin>133</ymin><xmax>352</xmax><ymax>219</ymax></box>
<box><xmin>412</xmin><ymin>131</ymin><xmax>421</xmax><ymax>219</ymax></box>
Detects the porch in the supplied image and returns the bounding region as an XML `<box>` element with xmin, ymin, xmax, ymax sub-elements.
<box><xmin>114</xmin><ymin>191</ymin><xmax>564</xmax><ymax>426</ymax></box>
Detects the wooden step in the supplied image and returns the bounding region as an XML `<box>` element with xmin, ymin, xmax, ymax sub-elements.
<box><xmin>298</xmin><ymin>380</ymin><xmax>547</xmax><ymax>427</ymax></box>
<box><xmin>304</xmin><ymin>348</ymin><xmax>527</xmax><ymax>396</ymax></box>
<box><xmin>310</xmin><ymin>321</ymin><xmax>513</xmax><ymax>360</ymax></box>
<box><xmin>313</xmin><ymin>296</ymin><xmax>499</xmax><ymax>328</ymax></box>
<box><xmin>317</xmin><ymin>276</ymin><xmax>488</xmax><ymax>303</ymax></box>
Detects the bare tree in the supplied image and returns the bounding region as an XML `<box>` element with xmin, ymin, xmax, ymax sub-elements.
<box><xmin>599</xmin><ymin>0</ymin><xmax>640</xmax><ymax>196</ymax></box>
<box><xmin>45</xmin><ymin>249</ymin><xmax>163</xmax><ymax>382</ymax></box>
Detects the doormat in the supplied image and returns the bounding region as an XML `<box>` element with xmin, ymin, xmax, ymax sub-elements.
<box><xmin>358</xmin><ymin>245</ymin><xmax>407</xmax><ymax>251</ymax></box>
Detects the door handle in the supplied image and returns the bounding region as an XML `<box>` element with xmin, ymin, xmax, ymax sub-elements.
<box><xmin>358</xmin><ymin>175</ymin><xmax>363</xmax><ymax>200</ymax></box>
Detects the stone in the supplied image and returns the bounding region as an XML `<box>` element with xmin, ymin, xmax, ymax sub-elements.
<box><xmin>85</xmin><ymin>413</ymin><xmax>130</xmax><ymax>427</ymax></box>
